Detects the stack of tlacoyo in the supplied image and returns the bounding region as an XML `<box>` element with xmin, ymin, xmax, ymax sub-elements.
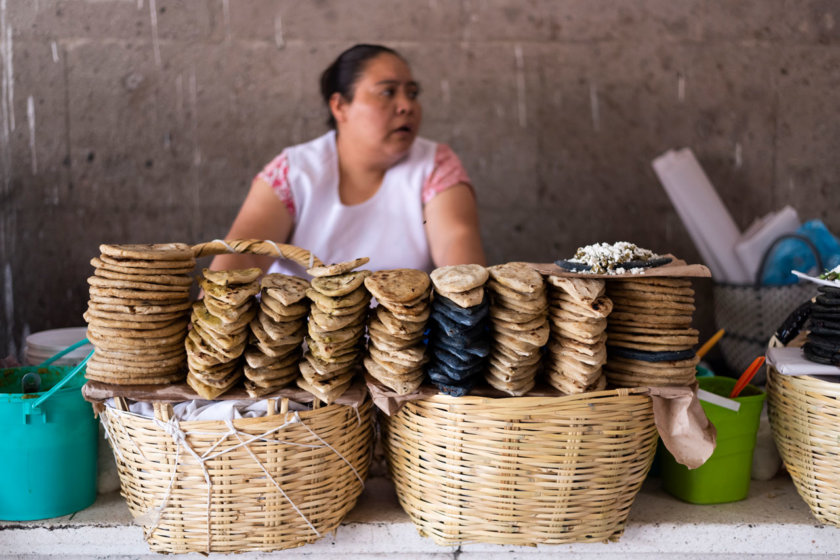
<box><xmin>299</xmin><ymin>258</ymin><xmax>371</xmax><ymax>403</ymax></box>
<box><xmin>84</xmin><ymin>243</ymin><xmax>194</xmax><ymax>385</ymax></box>
<box><xmin>363</xmin><ymin>269</ymin><xmax>432</xmax><ymax>395</ymax></box>
<box><xmin>544</xmin><ymin>277</ymin><xmax>610</xmax><ymax>394</ymax></box>
<box><xmin>604</xmin><ymin>277</ymin><xmax>699</xmax><ymax>387</ymax></box>
<box><xmin>426</xmin><ymin>264</ymin><xmax>491</xmax><ymax>396</ymax></box>
<box><xmin>242</xmin><ymin>273</ymin><xmax>309</xmax><ymax>398</ymax></box>
<box><xmin>485</xmin><ymin>263</ymin><xmax>549</xmax><ymax>396</ymax></box>
<box><xmin>186</xmin><ymin>268</ymin><xmax>260</xmax><ymax>398</ymax></box>
<box><xmin>804</xmin><ymin>284</ymin><xmax>840</xmax><ymax>366</ymax></box>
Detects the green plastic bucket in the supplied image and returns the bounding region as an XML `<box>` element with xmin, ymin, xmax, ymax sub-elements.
<box><xmin>0</xmin><ymin>344</ymin><xmax>98</xmax><ymax>521</ymax></box>
<box><xmin>660</xmin><ymin>376</ymin><xmax>766</xmax><ymax>504</ymax></box>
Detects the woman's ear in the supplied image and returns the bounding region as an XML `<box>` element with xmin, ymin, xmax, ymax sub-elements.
<box><xmin>329</xmin><ymin>92</ymin><xmax>348</xmax><ymax>125</ymax></box>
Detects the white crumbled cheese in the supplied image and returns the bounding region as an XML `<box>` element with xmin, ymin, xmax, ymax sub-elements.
<box><xmin>570</xmin><ymin>242</ymin><xmax>660</xmax><ymax>275</ymax></box>
<box><xmin>819</xmin><ymin>264</ymin><xmax>840</xmax><ymax>282</ymax></box>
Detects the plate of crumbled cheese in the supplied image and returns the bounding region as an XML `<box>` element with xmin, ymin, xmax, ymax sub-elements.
<box><xmin>792</xmin><ymin>266</ymin><xmax>840</xmax><ymax>288</ymax></box>
<box><xmin>555</xmin><ymin>242</ymin><xmax>672</xmax><ymax>275</ymax></box>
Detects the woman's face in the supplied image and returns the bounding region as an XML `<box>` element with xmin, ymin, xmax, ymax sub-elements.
<box><xmin>333</xmin><ymin>53</ymin><xmax>422</xmax><ymax>165</ymax></box>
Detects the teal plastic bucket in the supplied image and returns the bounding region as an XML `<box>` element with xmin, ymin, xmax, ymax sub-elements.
<box><xmin>0</xmin><ymin>347</ymin><xmax>98</xmax><ymax>521</ymax></box>
<box><xmin>660</xmin><ymin>376</ymin><xmax>765</xmax><ymax>504</ymax></box>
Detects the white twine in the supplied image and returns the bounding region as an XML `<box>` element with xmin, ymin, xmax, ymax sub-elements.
<box><xmin>111</xmin><ymin>408</ymin><xmax>147</xmax><ymax>461</ymax></box>
<box><xmin>147</xmin><ymin>416</ymin><xmax>214</xmax><ymax>551</ymax></box>
<box><xmin>264</xmin><ymin>239</ymin><xmax>283</xmax><ymax>258</ymax></box>
<box><xmin>211</xmin><ymin>238</ymin><xmax>236</xmax><ymax>253</ymax></box>
<box><xmin>226</xmin><ymin>419</ymin><xmax>321</xmax><ymax>537</ymax></box>
<box><xmin>295</xmin><ymin>411</ymin><xmax>364</xmax><ymax>488</ymax></box>
<box><xmin>121</xmin><ymin>408</ymin><xmax>363</xmax><ymax>549</ymax></box>
<box><xmin>309</xmin><ymin>252</ymin><xmax>314</xmax><ymax>269</ymax></box>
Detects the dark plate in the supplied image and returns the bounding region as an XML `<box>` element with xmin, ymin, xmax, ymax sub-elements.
<box><xmin>554</xmin><ymin>256</ymin><xmax>672</xmax><ymax>273</ymax></box>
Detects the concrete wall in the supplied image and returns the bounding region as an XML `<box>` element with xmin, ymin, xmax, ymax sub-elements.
<box><xmin>1</xmin><ymin>0</ymin><xmax>839</xmax><ymax>358</ymax></box>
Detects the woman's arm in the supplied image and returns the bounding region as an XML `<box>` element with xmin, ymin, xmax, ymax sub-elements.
<box><xmin>209</xmin><ymin>177</ymin><xmax>294</xmax><ymax>273</ymax></box>
<box><xmin>423</xmin><ymin>183</ymin><xmax>486</xmax><ymax>267</ymax></box>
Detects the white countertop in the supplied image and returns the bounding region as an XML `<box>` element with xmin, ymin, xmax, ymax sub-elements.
<box><xmin>2</xmin><ymin>474</ymin><xmax>839</xmax><ymax>559</ymax></box>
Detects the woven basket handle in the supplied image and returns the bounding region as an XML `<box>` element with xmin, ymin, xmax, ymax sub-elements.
<box><xmin>191</xmin><ymin>239</ymin><xmax>323</xmax><ymax>270</ymax></box>
<box><xmin>754</xmin><ymin>233</ymin><xmax>823</xmax><ymax>287</ymax></box>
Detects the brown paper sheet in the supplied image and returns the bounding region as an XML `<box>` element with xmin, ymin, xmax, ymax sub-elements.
<box><xmin>82</xmin><ymin>378</ymin><xmax>369</xmax><ymax>410</ymax></box>
<box><xmin>366</xmin><ymin>375</ymin><xmax>716</xmax><ymax>469</ymax></box>
<box><xmin>528</xmin><ymin>254</ymin><xmax>712</xmax><ymax>280</ymax></box>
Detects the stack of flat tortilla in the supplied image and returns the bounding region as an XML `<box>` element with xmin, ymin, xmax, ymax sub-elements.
<box><xmin>603</xmin><ymin>277</ymin><xmax>699</xmax><ymax>387</ymax></box>
<box><xmin>363</xmin><ymin>268</ymin><xmax>431</xmax><ymax>395</ymax></box>
<box><xmin>298</xmin><ymin>258</ymin><xmax>371</xmax><ymax>404</ymax></box>
<box><xmin>241</xmin><ymin>273</ymin><xmax>309</xmax><ymax>398</ymax></box>
<box><xmin>544</xmin><ymin>276</ymin><xmax>610</xmax><ymax>394</ymax></box>
<box><xmin>185</xmin><ymin>268</ymin><xmax>260</xmax><ymax>398</ymax></box>
<box><xmin>425</xmin><ymin>264</ymin><xmax>491</xmax><ymax>397</ymax></box>
<box><xmin>485</xmin><ymin>263</ymin><xmax>548</xmax><ymax>396</ymax></box>
<box><xmin>84</xmin><ymin>243</ymin><xmax>194</xmax><ymax>385</ymax></box>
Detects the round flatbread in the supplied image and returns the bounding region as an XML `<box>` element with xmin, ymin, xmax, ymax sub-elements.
<box><xmin>202</xmin><ymin>267</ymin><xmax>262</xmax><ymax>286</ymax></box>
<box><xmin>94</xmin><ymin>267</ymin><xmax>194</xmax><ymax>286</ymax></box>
<box><xmin>310</xmin><ymin>270</ymin><xmax>371</xmax><ymax>298</ymax></box>
<box><xmin>98</xmin><ymin>253</ymin><xmax>195</xmax><ymax>270</ymax></box>
<box><xmin>88</xmin><ymin>286</ymin><xmax>190</xmax><ymax>302</ymax></box>
<box><xmin>87</xmin><ymin>275</ymin><xmax>191</xmax><ymax>293</ymax></box>
<box><xmin>87</xmin><ymin>299</ymin><xmax>192</xmax><ymax>315</ymax></box>
<box><xmin>365</xmin><ymin>269</ymin><xmax>430</xmax><ymax>304</ymax></box>
<box><xmin>546</xmin><ymin>276</ymin><xmax>605</xmax><ymax>303</ymax></box>
<box><xmin>306</xmin><ymin>286</ymin><xmax>369</xmax><ymax>310</ymax></box>
<box><xmin>200</xmin><ymin>278</ymin><xmax>260</xmax><ymax>307</ymax></box>
<box><xmin>84</xmin><ymin>311</ymin><xmax>183</xmax><ymax>331</ymax></box>
<box><xmin>100</xmin><ymin>242</ymin><xmax>195</xmax><ymax>261</ymax></box>
<box><xmin>487</xmin><ymin>262</ymin><xmax>544</xmax><ymax>294</ymax></box>
<box><xmin>436</xmin><ymin>286</ymin><xmax>484</xmax><ymax>308</ymax></box>
<box><xmin>307</xmin><ymin>257</ymin><xmax>370</xmax><ymax>278</ymax></box>
<box><xmin>260</xmin><ymin>274</ymin><xmax>310</xmax><ymax>305</ymax></box>
<box><xmin>91</xmin><ymin>257</ymin><xmax>195</xmax><ymax>276</ymax></box>
<box><xmin>430</xmin><ymin>264</ymin><xmax>488</xmax><ymax>293</ymax></box>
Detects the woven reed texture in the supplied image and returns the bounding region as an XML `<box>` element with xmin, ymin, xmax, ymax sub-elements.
<box><xmin>382</xmin><ymin>388</ymin><xmax>658</xmax><ymax>545</ymax></box>
<box><xmin>767</xmin><ymin>366</ymin><xmax>840</xmax><ymax>527</ymax></box>
<box><xmin>714</xmin><ymin>284</ymin><xmax>818</xmax><ymax>378</ymax></box>
<box><xmin>101</xmin><ymin>398</ymin><xmax>373</xmax><ymax>553</ymax></box>
<box><xmin>192</xmin><ymin>239</ymin><xmax>323</xmax><ymax>268</ymax></box>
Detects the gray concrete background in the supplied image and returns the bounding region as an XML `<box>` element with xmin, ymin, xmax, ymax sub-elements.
<box><xmin>1</xmin><ymin>0</ymin><xmax>839</xmax><ymax>360</ymax></box>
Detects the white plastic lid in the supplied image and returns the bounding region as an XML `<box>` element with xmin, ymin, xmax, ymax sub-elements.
<box><xmin>24</xmin><ymin>327</ymin><xmax>91</xmax><ymax>363</ymax></box>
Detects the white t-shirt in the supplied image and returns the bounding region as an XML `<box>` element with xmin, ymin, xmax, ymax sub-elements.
<box><xmin>261</xmin><ymin>131</ymin><xmax>458</xmax><ymax>277</ymax></box>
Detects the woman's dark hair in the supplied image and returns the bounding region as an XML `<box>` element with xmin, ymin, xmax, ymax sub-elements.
<box><xmin>320</xmin><ymin>44</ymin><xmax>403</xmax><ymax>129</ymax></box>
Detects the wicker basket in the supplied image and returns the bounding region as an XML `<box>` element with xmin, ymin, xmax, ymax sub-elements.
<box><xmin>767</xmin><ymin>366</ymin><xmax>840</xmax><ymax>527</ymax></box>
<box><xmin>101</xmin><ymin>396</ymin><xmax>373</xmax><ymax>553</ymax></box>
<box><xmin>381</xmin><ymin>388</ymin><xmax>658</xmax><ymax>545</ymax></box>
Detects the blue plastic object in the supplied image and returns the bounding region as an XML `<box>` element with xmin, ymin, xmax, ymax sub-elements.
<box><xmin>0</xmin><ymin>341</ymin><xmax>98</xmax><ymax>521</ymax></box>
<box><xmin>762</xmin><ymin>220</ymin><xmax>840</xmax><ymax>285</ymax></box>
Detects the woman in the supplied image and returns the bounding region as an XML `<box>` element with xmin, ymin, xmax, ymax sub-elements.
<box><xmin>211</xmin><ymin>44</ymin><xmax>485</xmax><ymax>275</ymax></box>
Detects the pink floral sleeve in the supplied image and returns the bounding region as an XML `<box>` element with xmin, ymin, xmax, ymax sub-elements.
<box><xmin>421</xmin><ymin>144</ymin><xmax>473</xmax><ymax>205</ymax></box>
<box><xmin>256</xmin><ymin>151</ymin><xmax>296</xmax><ymax>219</ymax></box>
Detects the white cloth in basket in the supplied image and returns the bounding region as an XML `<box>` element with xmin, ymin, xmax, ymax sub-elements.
<box><xmin>104</xmin><ymin>398</ymin><xmax>310</xmax><ymax>421</ymax></box>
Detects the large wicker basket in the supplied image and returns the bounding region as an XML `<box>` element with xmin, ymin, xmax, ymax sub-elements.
<box><xmin>101</xmin><ymin>396</ymin><xmax>373</xmax><ymax>553</ymax></box>
<box><xmin>767</xmin><ymin>366</ymin><xmax>840</xmax><ymax>527</ymax></box>
<box><xmin>381</xmin><ymin>387</ymin><xmax>658</xmax><ymax>545</ymax></box>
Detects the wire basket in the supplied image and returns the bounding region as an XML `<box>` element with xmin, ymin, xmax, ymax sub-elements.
<box><xmin>714</xmin><ymin>234</ymin><xmax>822</xmax><ymax>378</ymax></box>
<box><xmin>101</xmin><ymin>396</ymin><xmax>373</xmax><ymax>553</ymax></box>
<box><xmin>381</xmin><ymin>388</ymin><xmax>658</xmax><ymax>545</ymax></box>
<box><xmin>767</xmin><ymin>366</ymin><xmax>840</xmax><ymax>527</ymax></box>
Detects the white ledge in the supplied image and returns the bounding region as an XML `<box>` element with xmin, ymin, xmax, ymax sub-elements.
<box><xmin>2</xmin><ymin>475</ymin><xmax>839</xmax><ymax>559</ymax></box>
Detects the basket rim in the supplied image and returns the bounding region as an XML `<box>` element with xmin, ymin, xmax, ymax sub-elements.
<box><xmin>408</xmin><ymin>386</ymin><xmax>651</xmax><ymax>406</ymax></box>
<box><xmin>103</xmin><ymin>397</ymin><xmax>370</xmax><ymax>427</ymax></box>
<box><xmin>768</xmin><ymin>366</ymin><xmax>840</xmax><ymax>395</ymax></box>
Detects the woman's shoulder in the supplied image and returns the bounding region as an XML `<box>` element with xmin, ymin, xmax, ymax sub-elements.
<box><xmin>420</xmin><ymin>140</ymin><xmax>473</xmax><ymax>204</ymax></box>
<box><xmin>285</xmin><ymin>130</ymin><xmax>336</xmax><ymax>162</ymax></box>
